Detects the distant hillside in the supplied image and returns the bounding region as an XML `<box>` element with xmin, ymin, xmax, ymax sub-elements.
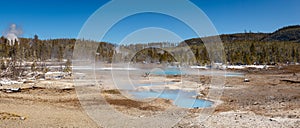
<box><xmin>180</xmin><ymin>25</ymin><xmax>300</xmax><ymax>46</ymax></box>
<box><xmin>180</xmin><ymin>33</ymin><xmax>268</xmax><ymax>46</ymax></box>
<box><xmin>261</xmin><ymin>25</ymin><xmax>300</xmax><ymax>43</ymax></box>
<box><xmin>220</xmin><ymin>33</ymin><xmax>268</xmax><ymax>42</ymax></box>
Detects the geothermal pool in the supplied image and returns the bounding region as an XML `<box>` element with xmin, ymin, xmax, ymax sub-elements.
<box><xmin>151</xmin><ymin>67</ymin><xmax>244</xmax><ymax>77</ymax></box>
<box><xmin>127</xmin><ymin>81</ymin><xmax>213</xmax><ymax>108</ymax></box>
<box><xmin>129</xmin><ymin>89</ymin><xmax>213</xmax><ymax>108</ymax></box>
<box><xmin>127</xmin><ymin>68</ymin><xmax>242</xmax><ymax>108</ymax></box>
<box><xmin>74</xmin><ymin>66</ymin><xmax>242</xmax><ymax>108</ymax></box>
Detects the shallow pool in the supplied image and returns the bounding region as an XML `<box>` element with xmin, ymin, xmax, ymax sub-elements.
<box><xmin>152</xmin><ymin>68</ymin><xmax>183</xmax><ymax>75</ymax></box>
<box><xmin>151</xmin><ymin>68</ymin><xmax>244</xmax><ymax>77</ymax></box>
<box><xmin>129</xmin><ymin>90</ymin><xmax>213</xmax><ymax>108</ymax></box>
<box><xmin>132</xmin><ymin>82</ymin><xmax>175</xmax><ymax>87</ymax></box>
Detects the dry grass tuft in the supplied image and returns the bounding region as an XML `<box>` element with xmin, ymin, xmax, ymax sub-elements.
<box><xmin>101</xmin><ymin>89</ymin><xmax>121</xmax><ymax>94</ymax></box>
<box><xmin>105</xmin><ymin>98</ymin><xmax>164</xmax><ymax>111</ymax></box>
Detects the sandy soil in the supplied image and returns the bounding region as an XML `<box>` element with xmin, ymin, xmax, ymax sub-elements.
<box><xmin>0</xmin><ymin>65</ymin><xmax>299</xmax><ymax>127</ymax></box>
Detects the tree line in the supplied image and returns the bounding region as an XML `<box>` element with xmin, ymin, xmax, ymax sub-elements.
<box><xmin>0</xmin><ymin>35</ymin><xmax>299</xmax><ymax>68</ymax></box>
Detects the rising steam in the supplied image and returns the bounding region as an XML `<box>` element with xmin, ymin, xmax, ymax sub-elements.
<box><xmin>3</xmin><ymin>24</ymin><xmax>23</xmax><ymax>45</ymax></box>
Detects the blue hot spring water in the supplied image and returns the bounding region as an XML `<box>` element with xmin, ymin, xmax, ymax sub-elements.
<box><xmin>152</xmin><ymin>68</ymin><xmax>183</xmax><ymax>75</ymax></box>
<box><xmin>129</xmin><ymin>90</ymin><xmax>213</xmax><ymax>108</ymax></box>
<box><xmin>127</xmin><ymin>68</ymin><xmax>243</xmax><ymax>108</ymax></box>
<box><xmin>151</xmin><ymin>68</ymin><xmax>243</xmax><ymax>77</ymax></box>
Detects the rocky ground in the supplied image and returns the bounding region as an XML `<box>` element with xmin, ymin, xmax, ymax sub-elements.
<box><xmin>0</xmin><ymin>65</ymin><xmax>299</xmax><ymax>127</ymax></box>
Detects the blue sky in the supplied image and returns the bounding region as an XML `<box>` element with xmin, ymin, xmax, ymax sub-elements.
<box><xmin>0</xmin><ymin>0</ymin><xmax>300</xmax><ymax>43</ymax></box>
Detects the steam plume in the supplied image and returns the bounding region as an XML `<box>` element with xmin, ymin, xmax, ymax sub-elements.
<box><xmin>3</xmin><ymin>24</ymin><xmax>23</xmax><ymax>45</ymax></box>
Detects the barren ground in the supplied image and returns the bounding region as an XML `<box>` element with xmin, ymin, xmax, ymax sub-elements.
<box><xmin>0</xmin><ymin>65</ymin><xmax>299</xmax><ymax>127</ymax></box>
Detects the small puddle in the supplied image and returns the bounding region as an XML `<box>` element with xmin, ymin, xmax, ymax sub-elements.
<box><xmin>224</xmin><ymin>72</ymin><xmax>244</xmax><ymax>77</ymax></box>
